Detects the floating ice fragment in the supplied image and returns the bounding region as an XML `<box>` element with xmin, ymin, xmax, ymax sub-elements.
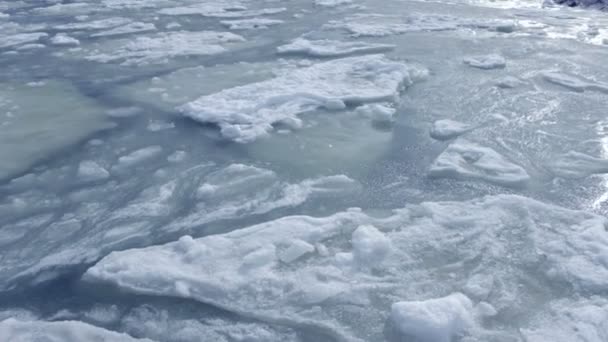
<box><xmin>429</xmin><ymin>139</ymin><xmax>529</xmax><ymax>187</ymax></box>
<box><xmin>116</xmin><ymin>146</ymin><xmax>163</xmax><ymax>168</ymax></box>
<box><xmin>391</xmin><ymin>293</ymin><xmax>475</xmax><ymax>342</ymax></box>
<box><xmin>180</xmin><ymin>54</ymin><xmax>425</xmax><ymax>142</ymax></box>
<box><xmin>463</xmin><ymin>54</ymin><xmax>506</xmax><ymax>69</ymax></box>
<box><xmin>542</xmin><ymin>71</ymin><xmax>608</xmax><ymax>93</ymax></box>
<box><xmin>315</xmin><ymin>0</ymin><xmax>353</xmax><ymax>7</ymax></box>
<box><xmin>277</xmin><ymin>38</ymin><xmax>395</xmax><ymax>57</ymax></box>
<box><xmin>547</xmin><ymin>151</ymin><xmax>608</xmax><ymax>179</ymax></box>
<box><xmin>77</xmin><ymin>161</ymin><xmax>110</xmax><ymax>182</ymax></box>
<box><xmin>50</xmin><ymin>33</ymin><xmax>80</xmax><ymax>46</ymax></box>
<box><xmin>87</xmin><ymin>31</ymin><xmax>244</xmax><ymax>65</ymax></box>
<box><xmin>83</xmin><ymin>194</ymin><xmax>608</xmax><ymax>340</ymax></box>
<box><xmin>0</xmin><ymin>318</ymin><xmax>151</xmax><ymax>342</ymax></box>
<box><xmin>351</xmin><ymin>225</ymin><xmax>391</xmax><ymax>268</ymax></box>
<box><xmin>430</xmin><ymin>119</ymin><xmax>474</xmax><ymax>140</ymax></box>
<box><xmin>220</xmin><ymin>18</ymin><xmax>283</xmax><ymax>30</ymax></box>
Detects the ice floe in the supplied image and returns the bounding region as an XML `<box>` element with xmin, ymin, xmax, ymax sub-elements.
<box><xmin>548</xmin><ymin>151</ymin><xmax>608</xmax><ymax>179</ymax></box>
<box><xmin>429</xmin><ymin>139</ymin><xmax>530</xmax><ymax>187</ymax></box>
<box><xmin>0</xmin><ymin>163</ymin><xmax>355</xmax><ymax>290</ymax></box>
<box><xmin>325</xmin><ymin>13</ymin><xmax>518</xmax><ymax>37</ymax></box>
<box><xmin>521</xmin><ymin>298</ymin><xmax>608</xmax><ymax>342</ymax></box>
<box><xmin>0</xmin><ymin>81</ymin><xmax>112</xmax><ymax>181</ymax></box>
<box><xmin>78</xmin><ymin>161</ymin><xmax>110</xmax><ymax>182</ymax></box>
<box><xmin>86</xmin><ymin>31</ymin><xmax>245</xmax><ymax>65</ymax></box>
<box><xmin>463</xmin><ymin>54</ymin><xmax>506</xmax><ymax>70</ymax></box>
<box><xmin>0</xmin><ymin>32</ymin><xmax>47</xmax><ymax>49</ymax></box>
<box><xmin>220</xmin><ymin>18</ymin><xmax>284</xmax><ymax>30</ymax></box>
<box><xmin>90</xmin><ymin>22</ymin><xmax>157</xmax><ymax>37</ymax></box>
<box><xmin>390</xmin><ymin>293</ymin><xmax>474</xmax><ymax>342</ymax></box>
<box><xmin>430</xmin><ymin>119</ymin><xmax>474</xmax><ymax>140</ymax></box>
<box><xmin>84</xmin><ymin>194</ymin><xmax>608</xmax><ymax>341</ymax></box>
<box><xmin>542</xmin><ymin>71</ymin><xmax>608</xmax><ymax>93</ymax></box>
<box><xmin>0</xmin><ymin>318</ymin><xmax>150</xmax><ymax>342</ymax></box>
<box><xmin>50</xmin><ymin>34</ymin><xmax>80</xmax><ymax>46</ymax></box>
<box><xmin>158</xmin><ymin>4</ymin><xmax>286</xmax><ymax>18</ymax></box>
<box><xmin>180</xmin><ymin>54</ymin><xmax>426</xmax><ymax>142</ymax></box>
<box><xmin>277</xmin><ymin>38</ymin><xmax>395</xmax><ymax>57</ymax></box>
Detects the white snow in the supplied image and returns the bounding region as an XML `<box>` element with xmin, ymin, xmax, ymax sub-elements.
<box><xmin>429</xmin><ymin>139</ymin><xmax>530</xmax><ymax>187</ymax></box>
<box><xmin>180</xmin><ymin>54</ymin><xmax>426</xmax><ymax>142</ymax></box>
<box><xmin>391</xmin><ymin>293</ymin><xmax>475</xmax><ymax>342</ymax></box>
<box><xmin>0</xmin><ymin>318</ymin><xmax>151</xmax><ymax>342</ymax></box>
<box><xmin>430</xmin><ymin>119</ymin><xmax>474</xmax><ymax>140</ymax></box>
<box><xmin>277</xmin><ymin>38</ymin><xmax>395</xmax><ymax>57</ymax></box>
<box><xmin>463</xmin><ymin>54</ymin><xmax>506</xmax><ymax>69</ymax></box>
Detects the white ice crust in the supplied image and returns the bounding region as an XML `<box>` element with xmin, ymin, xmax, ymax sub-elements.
<box><xmin>180</xmin><ymin>54</ymin><xmax>426</xmax><ymax>142</ymax></box>
<box><xmin>85</xmin><ymin>194</ymin><xmax>608</xmax><ymax>341</ymax></box>
<box><xmin>429</xmin><ymin>139</ymin><xmax>530</xmax><ymax>187</ymax></box>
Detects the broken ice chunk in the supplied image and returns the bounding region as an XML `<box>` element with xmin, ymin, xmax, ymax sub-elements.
<box><xmin>391</xmin><ymin>293</ymin><xmax>475</xmax><ymax>342</ymax></box>
<box><xmin>463</xmin><ymin>54</ymin><xmax>506</xmax><ymax>70</ymax></box>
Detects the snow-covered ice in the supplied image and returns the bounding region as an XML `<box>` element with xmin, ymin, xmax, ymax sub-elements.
<box><xmin>430</xmin><ymin>119</ymin><xmax>474</xmax><ymax>140</ymax></box>
<box><xmin>0</xmin><ymin>318</ymin><xmax>151</xmax><ymax>342</ymax></box>
<box><xmin>180</xmin><ymin>54</ymin><xmax>426</xmax><ymax>142</ymax></box>
<box><xmin>86</xmin><ymin>31</ymin><xmax>245</xmax><ymax>65</ymax></box>
<box><xmin>84</xmin><ymin>194</ymin><xmax>608</xmax><ymax>341</ymax></box>
<box><xmin>429</xmin><ymin>139</ymin><xmax>530</xmax><ymax>187</ymax></box>
<box><xmin>463</xmin><ymin>54</ymin><xmax>506</xmax><ymax>70</ymax></box>
<box><xmin>3</xmin><ymin>0</ymin><xmax>608</xmax><ymax>340</ymax></box>
<box><xmin>391</xmin><ymin>293</ymin><xmax>474</xmax><ymax>342</ymax></box>
<box><xmin>277</xmin><ymin>38</ymin><xmax>395</xmax><ymax>57</ymax></box>
<box><xmin>221</xmin><ymin>18</ymin><xmax>284</xmax><ymax>30</ymax></box>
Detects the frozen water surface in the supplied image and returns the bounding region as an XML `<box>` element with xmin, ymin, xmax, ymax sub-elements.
<box><xmin>2</xmin><ymin>0</ymin><xmax>608</xmax><ymax>341</ymax></box>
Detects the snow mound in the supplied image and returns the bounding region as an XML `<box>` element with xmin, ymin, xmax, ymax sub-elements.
<box><xmin>86</xmin><ymin>31</ymin><xmax>245</xmax><ymax>65</ymax></box>
<box><xmin>0</xmin><ymin>318</ymin><xmax>151</xmax><ymax>342</ymax></box>
<box><xmin>84</xmin><ymin>194</ymin><xmax>608</xmax><ymax>340</ymax></box>
<box><xmin>429</xmin><ymin>139</ymin><xmax>530</xmax><ymax>187</ymax></box>
<box><xmin>180</xmin><ymin>54</ymin><xmax>426</xmax><ymax>142</ymax></box>
<box><xmin>277</xmin><ymin>38</ymin><xmax>395</xmax><ymax>57</ymax></box>
<box><xmin>463</xmin><ymin>54</ymin><xmax>506</xmax><ymax>69</ymax></box>
<box><xmin>391</xmin><ymin>293</ymin><xmax>475</xmax><ymax>342</ymax></box>
<box><xmin>547</xmin><ymin>151</ymin><xmax>608</xmax><ymax>179</ymax></box>
<box><xmin>430</xmin><ymin>119</ymin><xmax>474</xmax><ymax>140</ymax></box>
